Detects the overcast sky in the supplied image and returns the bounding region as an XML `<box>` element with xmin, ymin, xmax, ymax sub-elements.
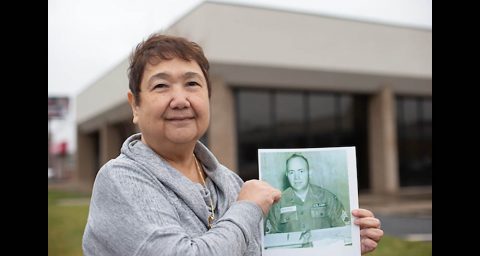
<box><xmin>48</xmin><ymin>0</ymin><xmax>431</xmax><ymax>98</ymax></box>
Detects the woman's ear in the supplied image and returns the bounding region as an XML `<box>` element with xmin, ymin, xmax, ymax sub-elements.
<box><xmin>127</xmin><ymin>91</ymin><xmax>139</xmax><ymax>124</ymax></box>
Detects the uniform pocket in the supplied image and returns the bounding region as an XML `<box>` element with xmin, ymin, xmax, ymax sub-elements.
<box><xmin>280</xmin><ymin>211</ymin><xmax>298</xmax><ymax>223</ymax></box>
<box><xmin>311</xmin><ymin>203</ymin><xmax>327</xmax><ymax>218</ymax></box>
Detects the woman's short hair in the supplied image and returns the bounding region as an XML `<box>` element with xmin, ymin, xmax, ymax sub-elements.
<box><xmin>128</xmin><ymin>33</ymin><xmax>211</xmax><ymax>104</ymax></box>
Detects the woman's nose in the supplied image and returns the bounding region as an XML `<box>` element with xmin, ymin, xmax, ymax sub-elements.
<box><xmin>169</xmin><ymin>86</ymin><xmax>191</xmax><ymax>109</ymax></box>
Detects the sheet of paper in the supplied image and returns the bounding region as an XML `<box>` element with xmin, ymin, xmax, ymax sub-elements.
<box><xmin>259</xmin><ymin>147</ymin><xmax>360</xmax><ymax>256</ymax></box>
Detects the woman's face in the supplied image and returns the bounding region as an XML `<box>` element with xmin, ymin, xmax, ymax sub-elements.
<box><xmin>129</xmin><ymin>58</ymin><xmax>210</xmax><ymax>147</ymax></box>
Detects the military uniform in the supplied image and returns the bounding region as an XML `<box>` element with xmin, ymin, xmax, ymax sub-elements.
<box><xmin>266</xmin><ymin>184</ymin><xmax>348</xmax><ymax>234</ymax></box>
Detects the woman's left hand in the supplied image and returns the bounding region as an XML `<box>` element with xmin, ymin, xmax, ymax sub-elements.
<box><xmin>352</xmin><ymin>208</ymin><xmax>384</xmax><ymax>255</ymax></box>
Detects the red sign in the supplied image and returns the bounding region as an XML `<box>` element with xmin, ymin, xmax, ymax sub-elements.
<box><xmin>51</xmin><ymin>141</ymin><xmax>68</xmax><ymax>155</ymax></box>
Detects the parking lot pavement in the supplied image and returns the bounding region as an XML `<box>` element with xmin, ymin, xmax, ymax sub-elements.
<box><xmin>358</xmin><ymin>188</ymin><xmax>432</xmax><ymax>241</ymax></box>
<box><xmin>376</xmin><ymin>213</ymin><xmax>432</xmax><ymax>241</ymax></box>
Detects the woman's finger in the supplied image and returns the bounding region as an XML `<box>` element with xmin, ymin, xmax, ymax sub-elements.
<box><xmin>360</xmin><ymin>228</ymin><xmax>384</xmax><ymax>242</ymax></box>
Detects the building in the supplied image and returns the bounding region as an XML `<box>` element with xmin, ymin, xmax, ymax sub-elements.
<box><xmin>75</xmin><ymin>2</ymin><xmax>431</xmax><ymax>195</ymax></box>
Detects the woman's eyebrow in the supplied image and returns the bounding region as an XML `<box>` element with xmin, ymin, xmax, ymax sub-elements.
<box><xmin>182</xmin><ymin>72</ymin><xmax>203</xmax><ymax>80</ymax></box>
<box><xmin>148</xmin><ymin>72</ymin><xmax>171</xmax><ymax>83</ymax></box>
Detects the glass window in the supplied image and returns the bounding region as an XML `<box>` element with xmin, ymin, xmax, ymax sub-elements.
<box><xmin>235</xmin><ymin>88</ymin><xmax>369</xmax><ymax>190</ymax></box>
<box><xmin>275</xmin><ymin>92</ymin><xmax>306</xmax><ymax>147</ymax></box>
<box><xmin>308</xmin><ymin>94</ymin><xmax>335</xmax><ymax>146</ymax></box>
<box><xmin>422</xmin><ymin>98</ymin><xmax>432</xmax><ymax>139</ymax></box>
<box><xmin>238</xmin><ymin>91</ymin><xmax>271</xmax><ymax>133</ymax></box>
<box><xmin>236</xmin><ymin>90</ymin><xmax>274</xmax><ymax>181</ymax></box>
<box><xmin>339</xmin><ymin>96</ymin><xmax>354</xmax><ymax>134</ymax></box>
<box><xmin>275</xmin><ymin>92</ymin><xmax>304</xmax><ymax>124</ymax></box>
<box><xmin>397</xmin><ymin>96</ymin><xmax>432</xmax><ymax>187</ymax></box>
<box><xmin>338</xmin><ymin>95</ymin><xmax>369</xmax><ymax>191</ymax></box>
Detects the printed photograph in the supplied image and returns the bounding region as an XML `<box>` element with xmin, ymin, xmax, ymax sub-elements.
<box><xmin>259</xmin><ymin>147</ymin><xmax>360</xmax><ymax>256</ymax></box>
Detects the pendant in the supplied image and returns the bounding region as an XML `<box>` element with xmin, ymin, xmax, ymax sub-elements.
<box><xmin>208</xmin><ymin>214</ymin><xmax>215</xmax><ymax>229</ymax></box>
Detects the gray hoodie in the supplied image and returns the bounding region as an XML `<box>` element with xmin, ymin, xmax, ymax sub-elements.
<box><xmin>82</xmin><ymin>134</ymin><xmax>263</xmax><ymax>256</ymax></box>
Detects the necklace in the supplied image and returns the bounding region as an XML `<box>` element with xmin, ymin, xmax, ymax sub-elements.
<box><xmin>193</xmin><ymin>153</ymin><xmax>215</xmax><ymax>229</ymax></box>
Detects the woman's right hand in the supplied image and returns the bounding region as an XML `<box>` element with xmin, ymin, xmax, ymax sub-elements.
<box><xmin>237</xmin><ymin>180</ymin><xmax>281</xmax><ymax>215</ymax></box>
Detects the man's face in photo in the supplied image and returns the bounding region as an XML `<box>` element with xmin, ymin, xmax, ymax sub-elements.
<box><xmin>286</xmin><ymin>157</ymin><xmax>309</xmax><ymax>191</ymax></box>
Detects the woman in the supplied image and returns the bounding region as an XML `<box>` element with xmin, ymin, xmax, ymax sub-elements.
<box><xmin>82</xmin><ymin>33</ymin><xmax>383</xmax><ymax>256</ymax></box>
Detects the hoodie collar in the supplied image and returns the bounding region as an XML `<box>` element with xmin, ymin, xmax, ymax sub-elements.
<box><xmin>120</xmin><ymin>133</ymin><xmax>235</xmax><ymax>228</ymax></box>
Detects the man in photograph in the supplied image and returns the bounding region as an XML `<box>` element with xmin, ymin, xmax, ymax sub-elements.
<box><xmin>266</xmin><ymin>153</ymin><xmax>350</xmax><ymax>235</ymax></box>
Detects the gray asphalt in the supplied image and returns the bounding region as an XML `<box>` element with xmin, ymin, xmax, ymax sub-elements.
<box><xmin>376</xmin><ymin>214</ymin><xmax>432</xmax><ymax>241</ymax></box>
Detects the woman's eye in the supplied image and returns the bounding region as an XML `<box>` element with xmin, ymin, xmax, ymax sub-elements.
<box><xmin>153</xmin><ymin>84</ymin><xmax>167</xmax><ymax>89</ymax></box>
<box><xmin>187</xmin><ymin>81</ymin><xmax>199</xmax><ymax>86</ymax></box>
